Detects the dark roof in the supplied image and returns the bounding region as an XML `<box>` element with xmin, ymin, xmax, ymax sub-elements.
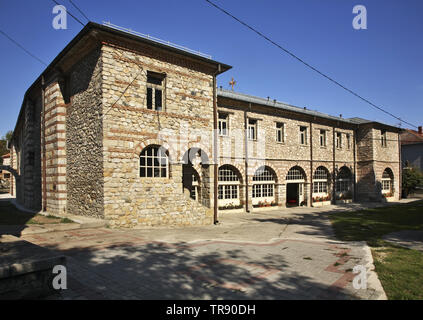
<box><xmin>347</xmin><ymin>117</ymin><xmax>373</xmax><ymax>124</ymax></box>
<box><xmin>218</xmin><ymin>89</ymin><xmax>354</xmax><ymax>123</ymax></box>
<box><xmin>217</xmin><ymin>89</ymin><xmax>400</xmax><ymax>130</ymax></box>
<box><xmin>94</xmin><ymin>22</ymin><xmax>232</xmax><ymax>73</ymax></box>
<box><xmin>400</xmin><ymin>129</ymin><xmax>423</xmax><ymax>145</ymax></box>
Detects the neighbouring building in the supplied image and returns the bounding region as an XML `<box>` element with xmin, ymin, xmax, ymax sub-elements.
<box><xmin>0</xmin><ymin>153</ymin><xmax>11</xmax><ymax>181</ymax></box>
<box><xmin>400</xmin><ymin>126</ymin><xmax>423</xmax><ymax>171</ymax></box>
<box><xmin>6</xmin><ymin>22</ymin><xmax>402</xmax><ymax>228</ymax></box>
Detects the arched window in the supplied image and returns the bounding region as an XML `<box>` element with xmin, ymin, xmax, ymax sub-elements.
<box><xmin>252</xmin><ymin>166</ymin><xmax>276</xmax><ymax>205</ymax></box>
<box><xmin>139</xmin><ymin>145</ymin><xmax>168</xmax><ymax>178</ymax></box>
<box><xmin>382</xmin><ymin>168</ymin><xmax>394</xmax><ymax>194</ymax></box>
<box><xmin>218</xmin><ymin>165</ymin><xmax>241</xmax><ymax>207</ymax></box>
<box><xmin>286</xmin><ymin>166</ymin><xmax>306</xmax><ymax>182</ymax></box>
<box><xmin>336</xmin><ymin>166</ymin><xmax>352</xmax><ymax>193</ymax></box>
<box><xmin>313</xmin><ymin>166</ymin><xmax>330</xmax><ymax>194</ymax></box>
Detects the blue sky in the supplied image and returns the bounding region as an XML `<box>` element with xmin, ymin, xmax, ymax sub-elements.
<box><xmin>0</xmin><ymin>0</ymin><xmax>422</xmax><ymax>138</ymax></box>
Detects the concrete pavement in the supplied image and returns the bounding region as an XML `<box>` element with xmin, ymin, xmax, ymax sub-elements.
<box><xmin>18</xmin><ymin>203</ymin><xmax>392</xmax><ymax>300</ymax></box>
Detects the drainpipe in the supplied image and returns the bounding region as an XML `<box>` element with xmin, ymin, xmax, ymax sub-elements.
<box><xmin>353</xmin><ymin>128</ymin><xmax>357</xmax><ymax>202</ymax></box>
<box><xmin>309</xmin><ymin>121</ymin><xmax>313</xmax><ymax>207</ymax></box>
<box><xmin>213</xmin><ymin>64</ymin><xmax>221</xmax><ymax>224</ymax></box>
<box><xmin>41</xmin><ymin>75</ymin><xmax>47</xmax><ymax>211</ymax></box>
<box><xmin>398</xmin><ymin>132</ymin><xmax>402</xmax><ymax>200</ymax></box>
<box><xmin>332</xmin><ymin>125</ymin><xmax>336</xmax><ymax>204</ymax></box>
<box><xmin>244</xmin><ymin>104</ymin><xmax>250</xmax><ymax>212</ymax></box>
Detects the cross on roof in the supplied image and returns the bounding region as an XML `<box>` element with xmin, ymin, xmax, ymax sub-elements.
<box><xmin>229</xmin><ymin>77</ymin><xmax>236</xmax><ymax>91</ymax></box>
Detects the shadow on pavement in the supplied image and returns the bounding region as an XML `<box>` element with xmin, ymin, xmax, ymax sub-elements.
<box><xmin>0</xmin><ymin>197</ymin><xmax>35</xmax><ymax>237</ymax></box>
<box><xmin>39</xmin><ymin>240</ymin><xmax>355</xmax><ymax>300</ymax></box>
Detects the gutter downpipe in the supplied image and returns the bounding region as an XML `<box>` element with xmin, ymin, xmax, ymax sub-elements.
<box><xmin>398</xmin><ymin>132</ymin><xmax>402</xmax><ymax>200</ymax></box>
<box><xmin>41</xmin><ymin>75</ymin><xmax>47</xmax><ymax>211</ymax></box>
<box><xmin>332</xmin><ymin>125</ymin><xmax>336</xmax><ymax>204</ymax></box>
<box><xmin>310</xmin><ymin>121</ymin><xmax>313</xmax><ymax>207</ymax></box>
<box><xmin>353</xmin><ymin>127</ymin><xmax>357</xmax><ymax>202</ymax></box>
<box><xmin>245</xmin><ymin>104</ymin><xmax>250</xmax><ymax>212</ymax></box>
<box><xmin>213</xmin><ymin>64</ymin><xmax>221</xmax><ymax>224</ymax></box>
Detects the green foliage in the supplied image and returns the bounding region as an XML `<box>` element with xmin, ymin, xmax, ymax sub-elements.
<box><xmin>402</xmin><ymin>167</ymin><xmax>423</xmax><ymax>195</ymax></box>
<box><xmin>0</xmin><ymin>130</ymin><xmax>13</xmax><ymax>162</ymax></box>
<box><xmin>0</xmin><ymin>130</ymin><xmax>13</xmax><ymax>165</ymax></box>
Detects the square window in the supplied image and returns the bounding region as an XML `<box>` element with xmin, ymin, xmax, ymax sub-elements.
<box><xmin>336</xmin><ymin>132</ymin><xmax>342</xmax><ymax>149</ymax></box>
<box><xmin>300</xmin><ymin>126</ymin><xmax>307</xmax><ymax>145</ymax></box>
<box><xmin>381</xmin><ymin>130</ymin><xmax>387</xmax><ymax>147</ymax></box>
<box><xmin>248</xmin><ymin>119</ymin><xmax>257</xmax><ymax>141</ymax></box>
<box><xmin>276</xmin><ymin>123</ymin><xmax>284</xmax><ymax>143</ymax></box>
<box><xmin>319</xmin><ymin>130</ymin><xmax>326</xmax><ymax>147</ymax></box>
<box><xmin>146</xmin><ymin>71</ymin><xmax>165</xmax><ymax>111</ymax></box>
<box><xmin>218</xmin><ymin>113</ymin><xmax>228</xmax><ymax>136</ymax></box>
<box><xmin>346</xmin><ymin>134</ymin><xmax>351</xmax><ymax>149</ymax></box>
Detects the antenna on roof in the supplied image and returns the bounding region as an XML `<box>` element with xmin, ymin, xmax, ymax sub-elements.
<box><xmin>102</xmin><ymin>21</ymin><xmax>212</xmax><ymax>60</ymax></box>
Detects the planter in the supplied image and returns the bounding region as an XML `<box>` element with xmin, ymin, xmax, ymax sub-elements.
<box><xmin>312</xmin><ymin>200</ymin><xmax>331</xmax><ymax>207</ymax></box>
<box><xmin>253</xmin><ymin>205</ymin><xmax>281</xmax><ymax>212</ymax></box>
<box><xmin>218</xmin><ymin>208</ymin><xmax>244</xmax><ymax>214</ymax></box>
<box><xmin>335</xmin><ymin>199</ymin><xmax>352</xmax><ymax>204</ymax></box>
<box><xmin>382</xmin><ymin>196</ymin><xmax>395</xmax><ymax>203</ymax></box>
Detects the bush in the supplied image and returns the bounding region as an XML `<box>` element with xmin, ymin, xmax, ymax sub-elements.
<box><xmin>402</xmin><ymin>166</ymin><xmax>423</xmax><ymax>197</ymax></box>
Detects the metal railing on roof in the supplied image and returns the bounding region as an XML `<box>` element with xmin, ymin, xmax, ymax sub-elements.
<box><xmin>102</xmin><ymin>21</ymin><xmax>212</xmax><ymax>60</ymax></box>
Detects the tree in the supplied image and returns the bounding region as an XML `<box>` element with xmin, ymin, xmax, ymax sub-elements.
<box><xmin>402</xmin><ymin>166</ymin><xmax>423</xmax><ymax>198</ymax></box>
<box><xmin>0</xmin><ymin>130</ymin><xmax>13</xmax><ymax>165</ymax></box>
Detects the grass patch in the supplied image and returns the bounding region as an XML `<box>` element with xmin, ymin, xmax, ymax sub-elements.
<box><xmin>372</xmin><ymin>245</ymin><xmax>423</xmax><ymax>300</ymax></box>
<box><xmin>329</xmin><ymin>200</ymin><xmax>423</xmax><ymax>300</ymax></box>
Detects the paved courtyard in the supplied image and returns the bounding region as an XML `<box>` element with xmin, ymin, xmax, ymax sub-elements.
<box><xmin>19</xmin><ymin>204</ymin><xmax>388</xmax><ymax>300</ymax></box>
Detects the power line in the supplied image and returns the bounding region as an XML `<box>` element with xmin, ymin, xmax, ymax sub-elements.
<box><xmin>204</xmin><ymin>0</ymin><xmax>419</xmax><ymax>129</ymax></box>
<box><xmin>103</xmin><ymin>48</ymin><xmax>146</xmax><ymax>116</ymax></box>
<box><xmin>0</xmin><ymin>29</ymin><xmax>47</xmax><ymax>66</ymax></box>
<box><xmin>67</xmin><ymin>0</ymin><xmax>90</xmax><ymax>23</ymax></box>
<box><xmin>51</xmin><ymin>0</ymin><xmax>85</xmax><ymax>27</ymax></box>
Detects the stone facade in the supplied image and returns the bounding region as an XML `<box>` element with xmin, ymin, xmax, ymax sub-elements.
<box><xmin>8</xmin><ymin>22</ymin><xmax>401</xmax><ymax>228</ymax></box>
<box><xmin>101</xmin><ymin>42</ymin><xmax>216</xmax><ymax>227</ymax></box>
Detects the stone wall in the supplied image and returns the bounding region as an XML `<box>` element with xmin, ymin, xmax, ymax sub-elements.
<box><xmin>7</xmin><ymin>94</ymin><xmax>42</xmax><ymax>211</ymax></box>
<box><xmin>356</xmin><ymin>124</ymin><xmax>400</xmax><ymax>201</ymax></box>
<box><xmin>42</xmin><ymin>77</ymin><xmax>67</xmax><ymax>214</ymax></box>
<box><xmin>217</xmin><ymin>97</ymin><xmax>357</xmax><ymax>209</ymax></box>
<box><xmin>66</xmin><ymin>47</ymin><xmax>104</xmax><ymax>219</ymax></box>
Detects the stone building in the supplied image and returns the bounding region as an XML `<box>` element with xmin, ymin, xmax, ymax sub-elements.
<box><xmin>0</xmin><ymin>153</ymin><xmax>11</xmax><ymax>181</ymax></box>
<box><xmin>6</xmin><ymin>22</ymin><xmax>402</xmax><ymax>228</ymax></box>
